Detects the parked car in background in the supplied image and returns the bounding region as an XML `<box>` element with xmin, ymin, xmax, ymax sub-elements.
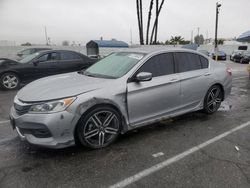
<box><xmin>230</xmin><ymin>50</ymin><xmax>244</xmax><ymax>62</ymax></box>
<box><xmin>9</xmin><ymin>49</ymin><xmax>232</xmax><ymax>149</ymax></box>
<box><xmin>16</xmin><ymin>47</ymin><xmax>52</xmax><ymax>60</ymax></box>
<box><xmin>198</xmin><ymin>50</ymin><xmax>209</xmax><ymax>56</ymax></box>
<box><xmin>0</xmin><ymin>50</ymin><xmax>96</xmax><ymax>90</ymax></box>
<box><xmin>248</xmin><ymin>62</ymin><xmax>250</xmax><ymax>77</ymax></box>
<box><xmin>210</xmin><ymin>51</ymin><xmax>227</xmax><ymax>60</ymax></box>
<box><xmin>239</xmin><ymin>51</ymin><xmax>250</xmax><ymax>64</ymax></box>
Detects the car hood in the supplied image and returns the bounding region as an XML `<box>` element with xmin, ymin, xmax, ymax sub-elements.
<box><xmin>0</xmin><ymin>58</ymin><xmax>19</xmax><ymax>67</ymax></box>
<box><xmin>17</xmin><ymin>72</ymin><xmax>113</xmax><ymax>102</ymax></box>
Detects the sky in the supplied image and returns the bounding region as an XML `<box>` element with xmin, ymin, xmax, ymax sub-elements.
<box><xmin>0</xmin><ymin>0</ymin><xmax>249</xmax><ymax>45</ymax></box>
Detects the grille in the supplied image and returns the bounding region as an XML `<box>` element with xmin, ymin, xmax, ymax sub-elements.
<box><xmin>18</xmin><ymin>127</ymin><xmax>52</xmax><ymax>138</ymax></box>
<box><xmin>14</xmin><ymin>103</ymin><xmax>31</xmax><ymax>116</ymax></box>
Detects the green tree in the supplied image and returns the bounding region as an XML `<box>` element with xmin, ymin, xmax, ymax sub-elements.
<box><xmin>194</xmin><ymin>35</ymin><xmax>204</xmax><ymax>45</ymax></box>
<box><xmin>62</xmin><ymin>40</ymin><xmax>69</xmax><ymax>46</ymax></box>
<box><xmin>21</xmin><ymin>42</ymin><xmax>31</xmax><ymax>46</ymax></box>
<box><xmin>218</xmin><ymin>39</ymin><xmax>225</xmax><ymax>45</ymax></box>
<box><xmin>170</xmin><ymin>36</ymin><xmax>185</xmax><ymax>45</ymax></box>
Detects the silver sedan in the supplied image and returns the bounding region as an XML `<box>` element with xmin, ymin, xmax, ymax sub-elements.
<box><xmin>9</xmin><ymin>49</ymin><xmax>232</xmax><ymax>149</ymax></box>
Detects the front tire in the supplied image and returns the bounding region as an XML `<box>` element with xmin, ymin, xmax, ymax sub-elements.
<box><xmin>0</xmin><ymin>72</ymin><xmax>20</xmax><ymax>90</ymax></box>
<box><xmin>76</xmin><ymin>106</ymin><xmax>121</xmax><ymax>149</ymax></box>
<box><xmin>203</xmin><ymin>85</ymin><xmax>223</xmax><ymax>114</ymax></box>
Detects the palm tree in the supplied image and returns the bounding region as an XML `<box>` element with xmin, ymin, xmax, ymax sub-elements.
<box><xmin>146</xmin><ymin>0</ymin><xmax>154</xmax><ymax>45</ymax></box>
<box><xmin>136</xmin><ymin>0</ymin><xmax>144</xmax><ymax>45</ymax></box>
<box><xmin>170</xmin><ymin>36</ymin><xmax>185</xmax><ymax>45</ymax></box>
<box><xmin>136</xmin><ymin>0</ymin><xmax>166</xmax><ymax>45</ymax></box>
<box><xmin>149</xmin><ymin>0</ymin><xmax>165</xmax><ymax>44</ymax></box>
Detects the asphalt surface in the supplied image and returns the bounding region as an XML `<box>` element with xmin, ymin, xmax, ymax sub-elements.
<box><xmin>0</xmin><ymin>61</ymin><xmax>250</xmax><ymax>188</ymax></box>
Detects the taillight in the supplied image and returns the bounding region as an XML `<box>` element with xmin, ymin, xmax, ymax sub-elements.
<box><xmin>226</xmin><ymin>67</ymin><xmax>232</xmax><ymax>76</ymax></box>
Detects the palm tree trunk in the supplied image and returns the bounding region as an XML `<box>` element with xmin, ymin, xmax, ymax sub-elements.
<box><xmin>146</xmin><ymin>0</ymin><xmax>154</xmax><ymax>45</ymax></box>
<box><xmin>139</xmin><ymin>0</ymin><xmax>144</xmax><ymax>45</ymax></box>
<box><xmin>150</xmin><ymin>0</ymin><xmax>165</xmax><ymax>44</ymax></box>
<box><xmin>136</xmin><ymin>0</ymin><xmax>142</xmax><ymax>44</ymax></box>
<box><xmin>154</xmin><ymin>0</ymin><xmax>159</xmax><ymax>44</ymax></box>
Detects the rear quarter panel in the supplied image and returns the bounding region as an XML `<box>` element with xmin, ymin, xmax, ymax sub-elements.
<box><xmin>209</xmin><ymin>60</ymin><xmax>232</xmax><ymax>100</ymax></box>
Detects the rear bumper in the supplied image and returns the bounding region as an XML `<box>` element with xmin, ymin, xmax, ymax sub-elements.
<box><xmin>224</xmin><ymin>80</ymin><xmax>232</xmax><ymax>100</ymax></box>
<box><xmin>212</xmin><ymin>56</ymin><xmax>226</xmax><ymax>60</ymax></box>
<box><xmin>222</xmin><ymin>74</ymin><xmax>232</xmax><ymax>100</ymax></box>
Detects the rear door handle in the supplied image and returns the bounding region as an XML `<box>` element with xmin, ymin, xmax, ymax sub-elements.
<box><xmin>204</xmin><ymin>73</ymin><xmax>211</xmax><ymax>76</ymax></box>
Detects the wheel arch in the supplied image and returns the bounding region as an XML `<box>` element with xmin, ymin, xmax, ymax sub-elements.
<box><xmin>0</xmin><ymin>70</ymin><xmax>20</xmax><ymax>78</ymax></box>
<box><xmin>213</xmin><ymin>83</ymin><xmax>225</xmax><ymax>101</ymax></box>
<box><xmin>207</xmin><ymin>83</ymin><xmax>225</xmax><ymax>101</ymax></box>
<box><xmin>73</xmin><ymin>100</ymin><xmax>129</xmax><ymax>143</ymax></box>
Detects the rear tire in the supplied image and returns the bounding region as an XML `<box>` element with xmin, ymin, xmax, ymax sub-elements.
<box><xmin>203</xmin><ymin>85</ymin><xmax>223</xmax><ymax>114</ymax></box>
<box><xmin>0</xmin><ymin>72</ymin><xmax>20</xmax><ymax>90</ymax></box>
<box><xmin>76</xmin><ymin>106</ymin><xmax>121</xmax><ymax>149</ymax></box>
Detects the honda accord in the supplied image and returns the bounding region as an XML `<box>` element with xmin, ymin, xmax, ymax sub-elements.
<box><xmin>9</xmin><ymin>49</ymin><xmax>232</xmax><ymax>149</ymax></box>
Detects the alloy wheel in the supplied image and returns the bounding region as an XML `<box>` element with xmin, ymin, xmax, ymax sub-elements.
<box><xmin>206</xmin><ymin>87</ymin><xmax>222</xmax><ymax>113</ymax></box>
<box><xmin>2</xmin><ymin>74</ymin><xmax>19</xmax><ymax>89</ymax></box>
<box><xmin>82</xmin><ymin>110</ymin><xmax>120</xmax><ymax>148</ymax></box>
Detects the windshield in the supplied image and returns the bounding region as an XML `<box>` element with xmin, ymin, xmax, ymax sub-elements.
<box><xmin>84</xmin><ymin>52</ymin><xmax>145</xmax><ymax>79</ymax></box>
<box><xmin>20</xmin><ymin>49</ymin><xmax>33</xmax><ymax>55</ymax></box>
<box><xmin>19</xmin><ymin>52</ymin><xmax>40</xmax><ymax>63</ymax></box>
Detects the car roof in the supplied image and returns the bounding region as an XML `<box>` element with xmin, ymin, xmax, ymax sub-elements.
<box><xmin>22</xmin><ymin>47</ymin><xmax>52</xmax><ymax>50</ymax></box>
<box><xmin>116</xmin><ymin>47</ymin><xmax>201</xmax><ymax>54</ymax></box>
<box><xmin>112</xmin><ymin>47</ymin><xmax>208</xmax><ymax>59</ymax></box>
<box><xmin>38</xmin><ymin>49</ymin><xmax>84</xmax><ymax>55</ymax></box>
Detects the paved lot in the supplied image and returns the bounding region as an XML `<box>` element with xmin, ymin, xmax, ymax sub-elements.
<box><xmin>0</xmin><ymin>61</ymin><xmax>249</xmax><ymax>188</ymax></box>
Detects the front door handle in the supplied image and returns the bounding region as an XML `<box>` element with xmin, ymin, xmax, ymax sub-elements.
<box><xmin>204</xmin><ymin>72</ymin><xmax>211</xmax><ymax>76</ymax></box>
<box><xmin>170</xmin><ymin>78</ymin><xmax>179</xmax><ymax>83</ymax></box>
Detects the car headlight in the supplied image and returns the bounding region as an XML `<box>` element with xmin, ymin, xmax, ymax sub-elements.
<box><xmin>29</xmin><ymin>97</ymin><xmax>76</xmax><ymax>113</ymax></box>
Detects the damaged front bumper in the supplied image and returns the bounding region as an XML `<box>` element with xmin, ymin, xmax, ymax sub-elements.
<box><xmin>9</xmin><ymin>107</ymin><xmax>78</xmax><ymax>149</ymax></box>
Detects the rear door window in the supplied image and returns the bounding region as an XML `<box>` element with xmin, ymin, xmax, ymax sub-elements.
<box><xmin>137</xmin><ymin>53</ymin><xmax>175</xmax><ymax>77</ymax></box>
<box><xmin>60</xmin><ymin>52</ymin><xmax>81</xmax><ymax>60</ymax></box>
<box><xmin>49</xmin><ymin>52</ymin><xmax>59</xmax><ymax>61</ymax></box>
<box><xmin>200</xmin><ymin>56</ymin><xmax>209</xmax><ymax>68</ymax></box>
<box><xmin>175</xmin><ymin>52</ymin><xmax>202</xmax><ymax>73</ymax></box>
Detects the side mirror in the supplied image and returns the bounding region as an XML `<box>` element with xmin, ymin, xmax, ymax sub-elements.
<box><xmin>135</xmin><ymin>72</ymin><xmax>152</xmax><ymax>82</ymax></box>
<box><xmin>33</xmin><ymin>60</ymin><xmax>39</xmax><ymax>66</ymax></box>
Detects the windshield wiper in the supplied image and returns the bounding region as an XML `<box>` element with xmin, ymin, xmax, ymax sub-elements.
<box><xmin>82</xmin><ymin>71</ymin><xmax>117</xmax><ymax>79</ymax></box>
<box><xmin>83</xmin><ymin>71</ymin><xmax>99</xmax><ymax>77</ymax></box>
<box><xmin>77</xmin><ymin>70</ymin><xmax>85</xmax><ymax>75</ymax></box>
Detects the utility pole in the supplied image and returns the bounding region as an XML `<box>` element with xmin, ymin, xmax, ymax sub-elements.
<box><xmin>44</xmin><ymin>26</ymin><xmax>48</xmax><ymax>46</ymax></box>
<box><xmin>197</xmin><ymin>27</ymin><xmax>200</xmax><ymax>36</ymax></box>
<box><xmin>130</xmin><ymin>27</ymin><xmax>133</xmax><ymax>45</ymax></box>
<box><xmin>190</xmin><ymin>30</ymin><xmax>193</xmax><ymax>44</ymax></box>
<box><xmin>215</xmin><ymin>2</ymin><xmax>221</xmax><ymax>61</ymax></box>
